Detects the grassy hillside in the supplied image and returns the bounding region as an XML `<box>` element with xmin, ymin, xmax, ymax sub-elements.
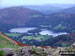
<box><xmin>0</xmin><ymin>33</ymin><xmax>19</xmax><ymax>48</ymax></box>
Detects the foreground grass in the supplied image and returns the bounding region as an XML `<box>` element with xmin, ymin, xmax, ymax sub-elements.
<box><xmin>0</xmin><ymin>34</ymin><xmax>19</xmax><ymax>49</ymax></box>
<box><xmin>0</xmin><ymin>51</ymin><xmax>4</xmax><ymax>56</ymax></box>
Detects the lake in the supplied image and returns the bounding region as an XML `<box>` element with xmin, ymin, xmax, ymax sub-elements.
<box><xmin>39</xmin><ymin>29</ymin><xmax>68</xmax><ymax>37</ymax></box>
<box><xmin>9</xmin><ymin>28</ymin><xmax>68</xmax><ymax>37</ymax></box>
<box><xmin>9</xmin><ymin>27</ymin><xmax>36</xmax><ymax>33</ymax></box>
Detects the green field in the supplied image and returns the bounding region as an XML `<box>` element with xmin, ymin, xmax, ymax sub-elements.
<box><xmin>5</xmin><ymin>33</ymin><xmax>21</xmax><ymax>38</ymax></box>
<box><xmin>53</xmin><ymin>24</ymin><xmax>67</xmax><ymax>30</ymax></box>
<box><xmin>5</xmin><ymin>33</ymin><xmax>49</xmax><ymax>41</ymax></box>
<box><xmin>22</xmin><ymin>35</ymin><xmax>49</xmax><ymax>41</ymax></box>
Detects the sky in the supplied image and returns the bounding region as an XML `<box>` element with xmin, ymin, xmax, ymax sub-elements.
<box><xmin>0</xmin><ymin>0</ymin><xmax>75</xmax><ymax>7</ymax></box>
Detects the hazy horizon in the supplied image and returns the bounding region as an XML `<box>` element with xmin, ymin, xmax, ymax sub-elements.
<box><xmin>0</xmin><ymin>0</ymin><xmax>75</xmax><ymax>7</ymax></box>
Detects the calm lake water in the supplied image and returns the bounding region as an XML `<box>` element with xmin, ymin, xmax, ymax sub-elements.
<box><xmin>39</xmin><ymin>29</ymin><xmax>68</xmax><ymax>37</ymax></box>
<box><xmin>9</xmin><ymin>28</ymin><xmax>36</xmax><ymax>33</ymax></box>
<box><xmin>9</xmin><ymin>28</ymin><xmax>68</xmax><ymax>37</ymax></box>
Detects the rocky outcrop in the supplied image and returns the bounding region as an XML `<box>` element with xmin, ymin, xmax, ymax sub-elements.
<box><xmin>0</xmin><ymin>46</ymin><xmax>59</xmax><ymax>56</ymax></box>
